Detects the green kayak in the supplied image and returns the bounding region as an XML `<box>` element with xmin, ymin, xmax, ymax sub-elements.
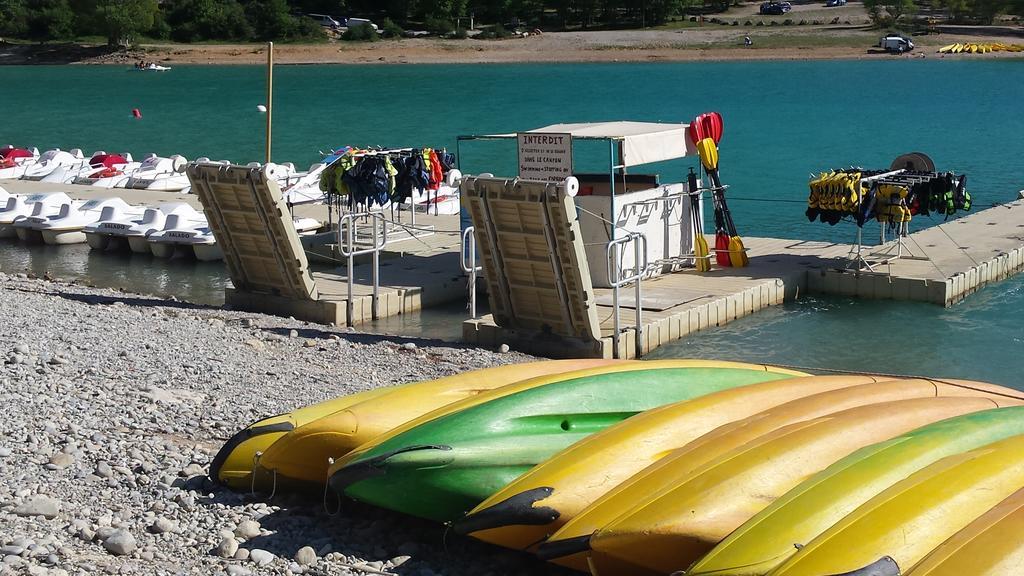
<box><xmin>327</xmin><ymin>364</ymin><xmax>803</xmax><ymax>523</ymax></box>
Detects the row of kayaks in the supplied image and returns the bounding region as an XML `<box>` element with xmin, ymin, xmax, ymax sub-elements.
<box><xmin>214</xmin><ymin>359</ymin><xmax>1024</xmax><ymax>575</ymax></box>
<box><xmin>937</xmin><ymin>42</ymin><xmax>1024</xmax><ymax>54</ymax></box>
<box><xmin>0</xmin><ymin>188</ymin><xmax>320</xmax><ymax>259</ymax></box>
<box><xmin>0</xmin><ymin>145</ymin><xmax>327</xmax><ymax>204</ymax></box>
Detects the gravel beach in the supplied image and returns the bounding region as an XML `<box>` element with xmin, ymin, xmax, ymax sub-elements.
<box><xmin>0</xmin><ymin>270</ymin><xmax>569</xmax><ymax>575</ymax></box>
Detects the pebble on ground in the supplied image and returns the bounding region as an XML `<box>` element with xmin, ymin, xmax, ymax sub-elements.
<box><xmin>0</xmin><ymin>271</ymin><xmax>574</xmax><ymax>575</ymax></box>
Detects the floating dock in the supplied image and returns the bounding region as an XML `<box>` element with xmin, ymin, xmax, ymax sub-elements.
<box><xmin>1</xmin><ymin>176</ymin><xmax>468</xmax><ymax>327</ymax></box>
<box><xmin>463</xmin><ymin>196</ymin><xmax>1024</xmax><ymax>359</ymax></box>
<box><xmin>5</xmin><ymin>177</ymin><xmax>1024</xmax><ymax>357</ymax></box>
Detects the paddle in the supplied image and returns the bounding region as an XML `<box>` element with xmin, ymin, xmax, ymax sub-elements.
<box><xmin>696</xmin><ymin>137</ymin><xmax>748</xmax><ymax>267</ymax></box>
<box><xmin>687</xmin><ymin>168</ymin><xmax>711</xmax><ymax>272</ymax></box>
<box><xmin>701</xmin><ymin>112</ymin><xmax>723</xmax><ymax>145</ymax></box>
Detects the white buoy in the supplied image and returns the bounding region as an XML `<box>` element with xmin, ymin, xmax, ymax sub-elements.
<box><xmin>257</xmin><ymin>105</ymin><xmax>267</xmax><ymax>113</ymax></box>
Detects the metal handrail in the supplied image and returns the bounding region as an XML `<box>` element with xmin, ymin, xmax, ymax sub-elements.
<box><xmin>338</xmin><ymin>212</ymin><xmax>388</xmax><ymax>326</ymax></box>
<box><xmin>606</xmin><ymin>232</ymin><xmax>648</xmax><ymax>359</ymax></box>
<box><xmin>460</xmin><ymin>226</ymin><xmax>482</xmax><ymax>319</ymax></box>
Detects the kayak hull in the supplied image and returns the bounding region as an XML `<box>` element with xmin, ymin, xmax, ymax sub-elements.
<box><xmin>769</xmin><ymin>433</ymin><xmax>1024</xmax><ymax>576</ymax></box>
<box><xmin>456</xmin><ymin>374</ymin><xmax>888</xmax><ymax>551</ymax></box>
<box><xmin>255</xmin><ymin>359</ymin><xmax>624</xmax><ymax>484</ymax></box>
<box><xmin>688</xmin><ymin>406</ymin><xmax>1024</xmax><ymax>576</ymax></box>
<box><xmin>329</xmin><ymin>362</ymin><xmax>806</xmax><ymax>523</ymax></box>
<box><xmin>541</xmin><ymin>378</ymin><xmax>1022</xmax><ymax>572</ymax></box>
<box><xmin>212</xmin><ymin>359</ymin><xmax>622</xmax><ymax>490</ymax></box>
<box><xmin>581</xmin><ymin>396</ymin><xmax>1001</xmax><ymax>575</ymax></box>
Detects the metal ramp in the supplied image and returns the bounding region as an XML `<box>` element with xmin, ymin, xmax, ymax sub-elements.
<box><xmin>187</xmin><ymin>162</ymin><xmax>319</xmax><ymax>300</ymax></box>
<box><xmin>462</xmin><ymin>176</ymin><xmax>601</xmax><ymax>345</ymax></box>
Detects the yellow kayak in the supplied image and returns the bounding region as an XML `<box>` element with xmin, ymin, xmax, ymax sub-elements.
<box><xmin>906</xmin><ymin>487</ymin><xmax>1024</xmax><ymax>576</ymax></box>
<box><xmin>211</xmin><ymin>359</ymin><xmax>623</xmax><ymax>489</ymax></box>
<box><xmin>211</xmin><ymin>385</ymin><xmax>399</xmax><ymax>490</ymax></box>
<box><xmin>938</xmin><ymin>43</ymin><xmax>957</xmax><ymax>53</ymax></box>
<box><xmin>571</xmin><ymin>397</ymin><xmax>1001</xmax><ymax>576</ymax></box>
<box><xmin>769</xmin><ymin>433</ymin><xmax>1024</xmax><ymax>576</ymax></box>
<box><xmin>538</xmin><ymin>378</ymin><xmax>1019</xmax><ymax>572</ymax></box>
<box><xmin>952</xmin><ymin>43</ymin><xmax>964</xmax><ymax>53</ymax></box>
<box><xmin>324</xmin><ymin>360</ymin><xmax>804</xmax><ymax>480</ymax></box>
<box><xmin>687</xmin><ymin>406</ymin><xmax>1024</xmax><ymax>576</ymax></box>
<box><xmin>454</xmin><ymin>374</ymin><xmax>887</xmax><ymax>551</ymax></box>
<box><xmin>249</xmin><ymin>359</ymin><xmax>623</xmax><ymax>485</ymax></box>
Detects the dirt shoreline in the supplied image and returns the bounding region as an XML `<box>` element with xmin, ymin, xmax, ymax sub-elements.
<box><xmin>2</xmin><ymin>26</ymin><xmax>1023</xmax><ymax>66</ymax></box>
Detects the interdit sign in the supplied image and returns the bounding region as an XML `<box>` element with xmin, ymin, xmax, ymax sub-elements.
<box><xmin>517</xmin><ymin>132</ymin><xmax>572</xmax><ymax>182</ymax></box>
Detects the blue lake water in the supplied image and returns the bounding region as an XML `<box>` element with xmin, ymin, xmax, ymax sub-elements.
<box><xmin>1</xmin><ymin>60</ymin><xmax>1023</xmax><ymax>385</ymax></box>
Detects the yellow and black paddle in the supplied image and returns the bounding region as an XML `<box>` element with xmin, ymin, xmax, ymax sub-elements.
<box><xmin>696</xmin><ymin>137</ymin><xmax>748</xmax><ymax>267</ymax></box>
<box><xmin>687</xmin><ymin>168</ymin><xmax>711</xmax><ymax>272</ymax></box>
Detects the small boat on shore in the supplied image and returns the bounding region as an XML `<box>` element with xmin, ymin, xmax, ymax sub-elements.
<box><xmin>0</xmin><ymin>192</ymin><xmax>72</xmax><ymax>239</ymax></box>
<box><xmin>69</xmin><ymin>153</ymin><xmax>138</xmax><ymax>188</ymax></box>
<box><xmin>0</xmin><ymin>147</ymin><xmax>40</xmax><ymax>179</ymax></box>
<box><xmin>146</xmin><ymin>212</ymin><xmax>211</xmax><ymax>259</ymax></box>
<box><xmin>21</xmin><ymin>149</ymin><xmax>87</xmax><ymax>181</ymax></box>
<box><xmin>147</xmin><ymin>212</ymin><xmax>320</xmax><ymax>261</ymax></box>
<box><xmin>86</xmin><ymin>202</ymin><xmax>199</xmax><ymax>253</ymax></box>
<box><xmin>19</xmin><ymin>198</ymin><xmax>141</xmax><ymax>245</ymax></box>
<box><xmin>133</xmin><ymin>63</ymin><xmax>171</xmax><ymax>72</ymax></box>
<box><xmin>12</xmin><ymin>194</ymin><xmax>80</xmax><ymax>243</ymax></box>
<box><xmin>278</xmin><ymin>162</ymin><xmax>328</xmax><ymax>205</ymax></box>
<box><xmin>38</xmin><ymin>151</ymin><xmax>115</xmax><ymax>184</ymax></box>
<box><xmin>125</xmin><ymin>155</ymin><xmax>190</xmax><ymax>191</ymax></box>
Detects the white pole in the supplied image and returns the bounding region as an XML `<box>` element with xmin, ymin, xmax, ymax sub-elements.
<box><xmin>265</xmin><ymin>42</ymin><xmax>273</xmax><ymax>164</ymax></box>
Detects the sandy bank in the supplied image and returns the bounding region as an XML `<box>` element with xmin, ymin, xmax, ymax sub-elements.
<box><xmin>2</xmin><ymin>25</ymin><xmax>1023</xmax><ymax>66</ymax></box>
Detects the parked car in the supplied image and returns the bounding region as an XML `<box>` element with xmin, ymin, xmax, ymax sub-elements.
<box><xmin>344</xmin><ymin>17</ymin><xmax>379</xmax><ymax>32</ymax></box>
<box><xmin>759</xmin><ymin>2</ymin><xmax>792</xmax><ymax>15</ymax></box>
<box><xmin>879</xmin><ymin>34</ymin><xmax>915</xmax><ymax>53</ymax></box>
<box><xmin>306</xmin><ymin>13</ymin><xmax>342</xmax><ymax>30</ymax></box>
<box><xmin>826</xmin><ymin>0</ymin><xmax>847</xmax><ymax>6</ymax></box>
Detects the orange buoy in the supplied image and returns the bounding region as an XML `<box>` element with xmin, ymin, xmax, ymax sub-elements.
<box><xmin>132</xmin><ymin>108</ymin><xmax>142</xmax><ymax>119</ymax></box>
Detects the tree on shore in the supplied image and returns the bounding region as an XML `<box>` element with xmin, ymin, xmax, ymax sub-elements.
<box><xmin>864</xmin><ymin>0</ymin><xmax>917</xmax><ymax>26</ymax></box>
<box><xmin>81</xmin><ymin>0</ymin><xmax>160</xmax><ymax>46</ymax></box>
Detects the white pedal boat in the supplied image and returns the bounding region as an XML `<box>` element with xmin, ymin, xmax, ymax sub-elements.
<box><xmin>0</xmin><ymin>147</ymin><xmax>40</xmax><ymax>179</ymax></box>
<box><xmin>280</xmin><ymin>162</ymin><xmax>328</xmax><ymax>205</ymax></box>
<box><xmin>3</xmin><ymin>192</ymin><xmax>74</xmax><ymax>240</ymax></box>
<box><xmin>21</xmin><ymin>149</ymin><xmax>86</xmax><ymax>181</ymax></box>
<box><xmin>85</xmin><ymin>202</ymin><xmax>201</xmax><ymax>253</ymax></box>
<box><xmin>71</xmin><ymin>153</ymin><xmax>139</xmax><ymax>188</ymax></box>
<box><xmin>38</xmin><ymin>151</ymin><xmax>116</xmax><ymax>184</ymax></box>
<box><xmin>148</xmin><ymin>213</ymin><xmax>320</xmax><ymax>261</ymax></box>
<box><xmin>125</xmin><ymin>155</ymin><xmax>190</xmax><ymax>191</ymax></box>
<box><xmin>18</xmin><ymin>197</ymin><xmax>141</xmax><ymax>245</ymax></box>
<box><xmin>146</xmin><ymin>212</ymin><xmax>211</xmax><ymax>259</ymax></box>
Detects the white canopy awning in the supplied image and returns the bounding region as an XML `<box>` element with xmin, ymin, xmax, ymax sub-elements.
<box><xmin>484</xmin><ymin>121</ymin><xmax>695</xmax><ymax>167</ymax></box>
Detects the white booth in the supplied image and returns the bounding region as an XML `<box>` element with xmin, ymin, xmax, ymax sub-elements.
<box><xmin>457</xmin><ymin>121</ymin><xmax>703</xmax><ymax>288</ymax></box>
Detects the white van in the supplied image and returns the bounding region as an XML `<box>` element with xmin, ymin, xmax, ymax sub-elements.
<box><xmin>879</xmin><ymin>35</ymin><xmax>914</xmax><ymax>53</ymax></box>
<box><xmin>307</xmin><ymin>14</ymin><xmax>342</xmax><ymax>29</ymax></box>
<box><xmin>345</xmin><ymin>17</ymin><xmax>379</xmax><ymax>32</ymax></box>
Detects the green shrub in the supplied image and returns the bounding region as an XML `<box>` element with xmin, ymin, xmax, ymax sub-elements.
<box><xmin>381</xmin><ymin>18</ymin><xmax>404</xmax><ymax>38</ymax></box>
<box><xmin>732</xmin><ymin>20</ymin><xmax>739</xmax><ymax>25</ymax></box>
<box><xmin>424</xmin><ymin>16</ymin><xmax>454</xmax><ymax>36</ymax></box>
<box><xmin>453</xmin><ymin>27</ymin><xmax>468</xmax><ymax>39</ymax></box>
<box><xmin>342</xmin><ymin>22</ymin><xmax>377</xmax><ymax>41</ymax></box>
<box><xmin>477</xmin><ymin>23</ymin><xmax>511</xmax><ymax>39</ymax></box>
<box><xmin>756</xmin><ymin>20</ymin><xmax>765</xmax><ymax>25</ymax></box>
